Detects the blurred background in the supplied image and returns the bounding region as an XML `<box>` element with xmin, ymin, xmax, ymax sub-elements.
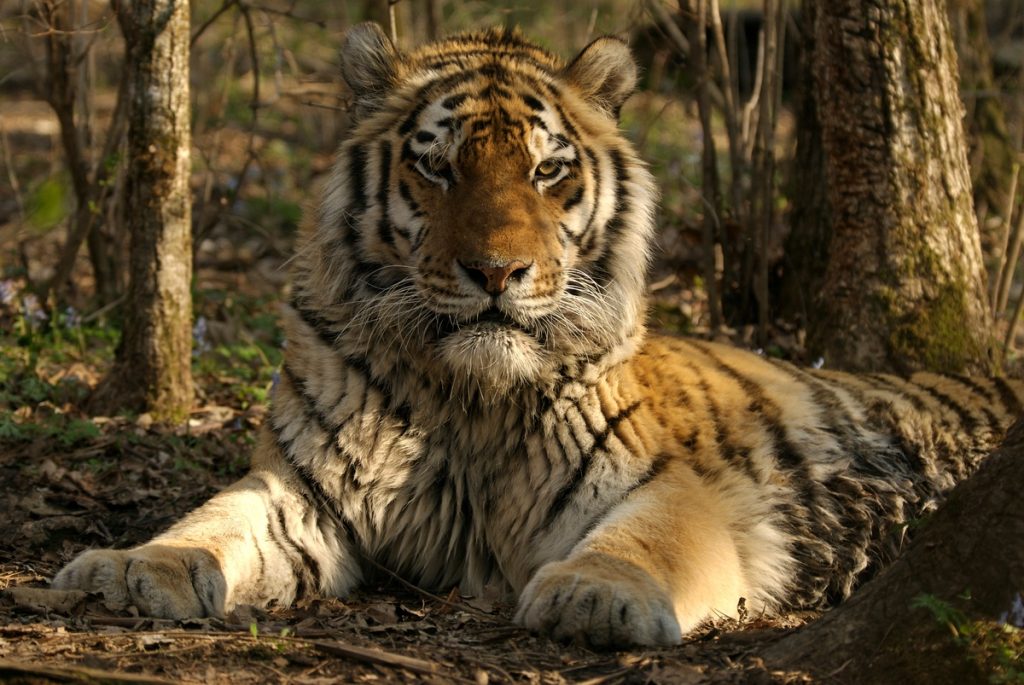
<box><xmin>2</xmin><ymin>0</ymin><xmax>1024</xmax><ymax>427</ymax></box>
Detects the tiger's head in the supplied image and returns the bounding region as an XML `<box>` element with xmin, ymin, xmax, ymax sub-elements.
<box><xmin>300</xmin><ymin>24</ymin><xmax>656</xmax><ymax>396</ymax></box>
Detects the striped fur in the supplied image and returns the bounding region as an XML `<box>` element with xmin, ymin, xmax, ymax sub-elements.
<box><xmin>53</xmin><ymin>25</ymin><xmax>1023</xmax><ymax>647</ymax></box>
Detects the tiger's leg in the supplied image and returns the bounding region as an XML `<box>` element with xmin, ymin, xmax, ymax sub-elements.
<box><xmin>515</xmin><ymin>460</ymin><xmax>749</xmax><ymax>647</ymax></box>
<box><xmin>52</xmin><ymin>433</ymin><xmax>359</xmax><ymax>619</ymax></box>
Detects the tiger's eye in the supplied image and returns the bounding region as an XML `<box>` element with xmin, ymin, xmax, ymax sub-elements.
<box><xmin>535</xmin><ymin>160</ymin><xmax>561</xmax><ymax>179</ymax></box>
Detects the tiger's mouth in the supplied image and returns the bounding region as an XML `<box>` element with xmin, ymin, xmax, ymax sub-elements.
<box><xmin>437</xmin><ymin>306</ymin><xmax>532</xmax><ymax>338</ymax></box>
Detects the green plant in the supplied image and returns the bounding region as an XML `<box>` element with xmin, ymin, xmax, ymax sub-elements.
<box><xmin>913</xmin><ymin>593</ymin><xmax>1024</xmax><ymax>683</ymax></box>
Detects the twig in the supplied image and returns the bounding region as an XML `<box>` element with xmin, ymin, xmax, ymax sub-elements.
<box><xmin>299</xmin><ymin>99</ymin><xmax>347</xmax><ymax>112</ymax></box>
<box><xmin>997</xmin><ymin>190</ymin><xmax>1024</xmax><ymax>318</ymax></box>
<box><xmin>80</xmin><ymin>293</ymin><xmax>127</xmax><ymax>323</ymax></box>
<box><xmin>43</xmin><ymin>2</ymin><xmax>131</xmax><ymax>301</ymax></box>
<box><xmin>709</xmin><ymin>0</ymin><xmax>744</xmax><ymax>272</ymax></box>
<box><xmin>993</xmin><ymin>157</ymin><xmax>1021</xmax><ymax>315</ymax></box>
<box><xmin>190</xmin><ymin>0</ymin><xmax>238</xmax><ymax>48</ymax></box>
<box><xmin>0</xmin><ymin>120</ymin><xmax>27</xmax><ymax>226</ymax></box>
<box><xmin>753</xmin><ymin>0</ymin><xmax>785</xmax><ymax>346</ymax></box>
<box><xmin>313</xmin><ymin>640</ymin><xmax>445</xmax><ymax>677</ymax></box>
<box><xmin>0</xmin><ymin>659</ymin><xmax>176</xmax><ymax>684</ymax></box>
<box><xmin>193</xmin><ymin>2</ymin><xmax>263</xmax><ymax>253</ymax></box>
<box><xmin>575</xmin><ymin>667</ymin><xmax>637</xmax><ymax>685</ymax></box>
<box><xmin>1003</xmin><ymin>262</ymin><xmax>1024</xmax><ymax>360</ymax></box>
<box><xmin>248</xmin><ymin>3</ymin><xmax>326</xmax><ymax>28</ymax></box>
<box><xmin>685</xmin><ymin>0</ymin><xmax>724</xmax><ymax>331</ymax></box>
<box><xmin>388</xmin><ymin>0</ymin><xmax>400</xmax><ymax>44</ymax></box>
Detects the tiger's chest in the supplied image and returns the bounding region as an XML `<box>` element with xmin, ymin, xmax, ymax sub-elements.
<box><xmin>328</xmin><ymin>382</ymin><xmax>654</xmax><ymax>594</ymax></box>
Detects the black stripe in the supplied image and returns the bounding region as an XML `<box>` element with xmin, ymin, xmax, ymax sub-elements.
<box><xmin>687</xmin><ymin>364</ymin><xmax>761</xmax><ymax>483</ymax></box>
<box><xmin>522</xmin><ymin>93</ymin><xmax>545</xmax><ymax>111</ymax></box>
<box><xmin>947</xmin><ymin>376</ymin><xmax>1006</xmax><ymax>433</ymax></box>
<box><xmin>589</xmin><ymin>400</ymin><xmax>642</xmax><ymax>457</ymax></box>
<box><xmin>398</xmin><ymin>101</ymin><xmax>429</xmax><ymax>135</ymax></box>
<box><xmin>543</xmin><ymin>448</ymin><xmax>592</xmax><ymax>528</ymax></box>
<box><xmin>275</xmin><ymin>506</ymin><xmax>321</xmax><ymax>593</ymax></box>
<box><xmin>376</xmin><ymin>140</ymin><xmax>395</xmax><ymax>248</ymax></box>
<box><xmin>563</xmin><ymin>185</ymin><xmax>584</xmax><ymax>211</ymax></box>
<box><xmin>577</xmin><ymin>147</ymin><xmax>601</xmax><ymax>254</ymax></box>
<box><xmin>993</xmin><ymin>377</ymin><xmax>1023</xmax><ymax>417</ymax></box>
<box><xmin>348</xmin><ymin>144</ymin><xmax>368</xmax><ymax>213</ymax></box>
<box><xmin>269</xmin><ymin>421</ymin><xmax>348</xmax><ymax>527</ymax></box>
<box><xmin>629</xmin><ymin>453</ymin><xmax>672</xmax><ymax>493</ymax></box>
<box><xmin>915</xmin><ymin>381</ymin><xmax>979</xmax><ymax>431</ymax></box>
<box><xmin>690</xmin><ymin>343</ymin><xmax>816</xmax><ymax>480</ymax></box>
<box><xmin>414</xmin><ymin>130</ymin><xmax>436</xmax><ymax>143</ymax></box>
<box><xmin>398</xmin><ymin>180</ymin><xmax>419</xmax><ymax>214</ymax></box>
<box><xmin>290</xmin><ymin>298</ymin><xmax>338</xmax><ymax>349</ymax></box>
<box><xmin>865</xmin><ymin>373</ymin><xmax>930</xmax><ymax>413</ymax></box>
<box><xmin>442</xmin><ymin>93</ymin><xmax>468</xmax><ymax>109</ymax></box>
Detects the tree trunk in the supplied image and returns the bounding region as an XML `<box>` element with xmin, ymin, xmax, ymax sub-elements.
<box><xmin>763</xmin><ymin>418</ymin><xmax>1024</xmax><ymax>683</ymax></box>
<box><xmin>91</xmin><ymin>0</ymin><xmax>193</xmax><ymax>422</ymax></box>
<box><xmin>795</xmin><ymin>0</ymin><xmax>996</xmax><ymax>375</ymax></box>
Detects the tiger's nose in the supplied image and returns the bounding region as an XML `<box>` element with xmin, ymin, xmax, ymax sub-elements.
<box><xmin>458</xmin><ymin>259</ymin><xmax>533</xmax><ymax>295</ymax></box>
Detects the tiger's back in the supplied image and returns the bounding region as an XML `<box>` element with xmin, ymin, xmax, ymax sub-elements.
<box><xmin>50</xmin><ymin>23</ymin><xmax>1023</xmax><ymax>648</ymax></box>
<box><xmin>625</xmin><ymin>335</ymin><xmax>1022</xmax><ymax>609</ymax></box>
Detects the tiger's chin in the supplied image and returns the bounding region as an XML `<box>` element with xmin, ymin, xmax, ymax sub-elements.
<box><xmin>436</xmin><ymin>326</ymin><xmax>551</xmax><ymax>396</ymax></box>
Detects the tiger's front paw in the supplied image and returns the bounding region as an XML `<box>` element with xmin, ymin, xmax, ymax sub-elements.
<box><xmin>52</xmin><ymin>544</ymin><xmax>227</xmax><ymax>619</ymax></box>
<box><xmin>515</xmin><ymin>553</ymin><xmax>681</xmax><ymax>648</ymax></box>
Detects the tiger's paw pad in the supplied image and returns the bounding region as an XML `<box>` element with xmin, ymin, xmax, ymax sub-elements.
<box><xmin>52</xmin><ymin>545</ymin><xmax>226</xmax><ymax>620</ymax></box>
<box><xmin>514</xmin><ymin>555</ymin><xmax>681</xmax><ymax>648</ymax></box>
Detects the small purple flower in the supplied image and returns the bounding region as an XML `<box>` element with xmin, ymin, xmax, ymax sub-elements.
<box><xmin>192</xmin><ymin>315</ymin><xmax>211</xmax><ymax>356</ymax></box>
<box><xmin>21</xmin><ymin>293</ymin><xmax>48</xmax><ymax>326</ymax></box>
<box><xmin>64</xmin><ymin>305</ymin><xmax>80</xmax><ymax>329</ymax></box>
<box><xmin>999</xmin><ymin>593</ymin><xmax>1024</xmax><ymax>628</ymax></box>
<box><xmin>0</xmin><ymin>280</ymin><xmax>17</xmax><ymax>306</ymax></box>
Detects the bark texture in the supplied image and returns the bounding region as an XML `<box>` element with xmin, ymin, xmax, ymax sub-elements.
<box><xmin>802</xmin><ymin>0</ymin><xmax>995</xmax><ymax>375</ymax></box>
<box><xmin>92</xmin><ymin>0</ymin><xmax>193</xmax><ymax>421</ymax></box>
<box><xmin>763</xmin><ymin>419</ymin><xmax>1024</xmax><ymax>683</ymax></box>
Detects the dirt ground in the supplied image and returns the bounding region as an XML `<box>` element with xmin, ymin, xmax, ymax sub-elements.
<box><xmin>0</xmin><ymin>418</ymin><xmax>821</xmax><ymax>685</ymax></box>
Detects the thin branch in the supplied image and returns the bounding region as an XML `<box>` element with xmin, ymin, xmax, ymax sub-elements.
<box><xmin>190</xmin><ymin>0</ymin><xmax>238</xmax><ymax>48</ymax></box>
<box><xmin>1003</xmin><ymin>267</ymin><xmax>1024</xmax><ymax>360</ymax></box>
<box><xmin>248</xmin><ymin>3</ymin><xmax>326</xmax><ymax>28</ymax></box>
<box><xmin>684</xmin><ymin>0</ymin><xmax>724</xmax><ymax>331</ymax></box>
<box><xmin>193</xmin><ymin>2</ymin><xmax>262</xmax><ymax>251</ymax></box>
<box><xmin>991</xmin><ymin>158</ymin><xmax>1015</xmax><ymax>313</ymax></box>
<box><xmin>997</xmin><ymin>190</ymin><xmax>1024</xmax><ymax>317</ymax></box>
<box><xmin>45</xmin><ymin>46</ymin><xmax>131</xmax><ymax>300</ymax></box>
<box><xmin>388</xmin><ymin>0</ymin><xmax>400</xmax><ymax>44</ymax></box>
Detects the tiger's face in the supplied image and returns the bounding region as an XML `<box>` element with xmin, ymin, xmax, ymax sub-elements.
<box><xmin>313</xmin><ymin>25</ymin><xmax>656</xmax><ymax>394</ymax></box>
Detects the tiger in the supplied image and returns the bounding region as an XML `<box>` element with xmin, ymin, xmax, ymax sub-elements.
<box><xmin>52</xmin><ymin>23</ymin><xmax>1023</xmax><ymax>648</ymax></box>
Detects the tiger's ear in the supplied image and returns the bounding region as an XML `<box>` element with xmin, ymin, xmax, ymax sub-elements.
<box><xmin>341</xmin><ymin>22</ymin><xmax>401</xmax><ymax>115</ymax></box>
<box><xmin>563</xmin><ymin>36</ymin><xmax>638</xmax><ymax>119</ymax></box>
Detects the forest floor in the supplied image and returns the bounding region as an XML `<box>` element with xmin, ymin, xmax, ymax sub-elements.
<box><xmin>0</xmin><ymin>273</ymin><xmax>825</xmax><ymax>685</ymax></box>
<box><xmin>0</xmin><ymin>452</ymin><xmax>813</xmax><ymax>685</ymax></box>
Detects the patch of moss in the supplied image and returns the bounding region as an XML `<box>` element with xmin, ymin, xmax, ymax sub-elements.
<box><xmin>888</xmin><ymin>281</ymin><xmax>992</xmax><ymax>375</ymax></box>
